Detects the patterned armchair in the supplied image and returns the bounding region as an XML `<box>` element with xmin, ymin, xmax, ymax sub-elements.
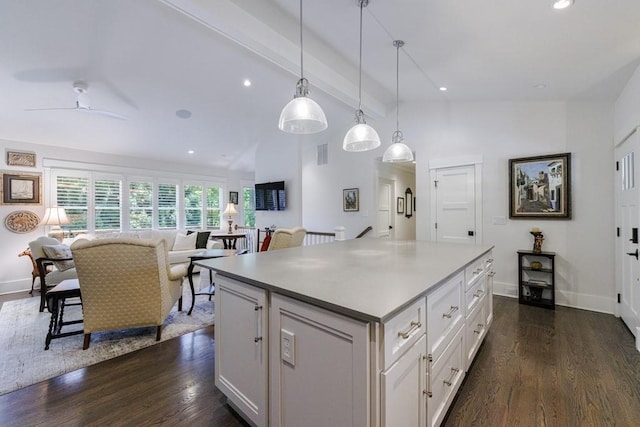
<box><xmin>267</xmin><ymin>227</ymin><xmax>307</xmax><ymax>251</ymax></box>
<box><xmin>70</xmin><ymin>238</ymin><xmax>187</xmax><ymax>350</ymax></box>
<box><xmin>28</xmin><ymin>236</ymin><xmax>78</xmax><ymax>312</ymax></box>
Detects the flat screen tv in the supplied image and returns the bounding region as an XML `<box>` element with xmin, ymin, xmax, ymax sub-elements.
<box><xmin>255</xmin><ymin>181</ymin><xmax>286</xmax><ymax>211</ymax></box>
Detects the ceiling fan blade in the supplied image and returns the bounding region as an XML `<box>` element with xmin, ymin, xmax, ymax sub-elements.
<box><xmin>82</xmin><ymin>108</ymin><xmax>128</xmax><ymax>120</ymax></box>
<box><xmin>24</xmin><ymin>107</ymin><xmax>78</xmax><ymax>112</ymax></box>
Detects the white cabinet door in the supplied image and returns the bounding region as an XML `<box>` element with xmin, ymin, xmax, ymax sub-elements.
<box><xmin>269</xmin><ymin>293</ymin><xmax>369</xmax><ymax>427</ymax></box>
<box><xmin>215</xmin><ymin>276</ymin><xmax>268</xmax><ymax>427</ymax></box>
<box><xmin>381</xmin><ymin>334</ymin><xmax>427</xmax><ymax>427</ymax></box>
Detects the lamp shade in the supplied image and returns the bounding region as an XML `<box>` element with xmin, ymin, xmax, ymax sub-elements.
<box><xmin>223</xmin><ymin>203</ymin><xmax>238</xmax><ymax>216</ymax></box>
<box><xmin>40</xmin><ymin>207</ymin><xmax>70</xmax><ymax>226</ymax></box>
<box><xmin>382</xmin><ymin>131</ymin><xmax>414</xmax><ymax>163</ymax></box>
<box><xmin>278</xmin><ymin>96</ymin><xmax>328</xmax><ymax>134</ymax></box>
<box><xmin>343</xmin><ymin>123</ymin><xmax>381</xmax><ymax>152</ymax></box>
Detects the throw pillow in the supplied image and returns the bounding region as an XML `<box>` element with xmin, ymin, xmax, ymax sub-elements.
<box><xmin>42</xmin><ymin>244</ymin><xmax>75</xmax><ymax>271</ymax></box>
<box><xmin>187</xmin><ymin>231</ymin><xmax>211</xmax><ymax>249</ymax></box>
<box><xmin>172</xmin><ymin>232</ymin><xmax>197</xmax><ymax>251</ymax></box>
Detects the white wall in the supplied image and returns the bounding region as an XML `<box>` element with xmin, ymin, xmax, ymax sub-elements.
<box><xmin>0</xmin><ymin>138</ymin><xmax>252</xmax><ymax>294</ymax></box>
<box><xmin>614</xmin><ymin>64</ymin><xmax>640</xmax><ymax>143</ymax></box>
<box><xmin>290</xmin><ymin>100</ymin><xmax>616</xmax><ymax>313</ymax></box>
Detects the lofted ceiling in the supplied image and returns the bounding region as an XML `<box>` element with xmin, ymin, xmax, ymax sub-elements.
<box><xmin>0</xmin><ymin>0</ymin><xmax>639</xmax><ymax>173</ymax></box>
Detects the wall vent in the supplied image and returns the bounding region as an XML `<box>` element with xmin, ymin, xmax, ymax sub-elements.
<box><xmin>317</xmin><ymin>143</ymin><xmax>328</xmax><ymax>166</ymax></box>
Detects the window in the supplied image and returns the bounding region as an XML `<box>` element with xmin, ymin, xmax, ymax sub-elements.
<box><xmin>56</xmin><ymin>175</ymin><xmax>88</xmax><ymax>233</ymax></box>
<box><xmin>94</xmin><ymin>178</ymin><xmax>121</xmax><ymax>231</ymax></box>
<box><xmin>184</xmin><ymin>184</ymin><xmax>203</xmax><ymax>229</ymax></box>
<box><xmin>243</xmin><ymin>186</ymin><xmax>255</xmax><ymax>227</ymax></box>
<box><xmin>129</xmin><ymin>181</ymin><xmax>153</xmax><ymax>229</ymax></box>
<box><xmin>206</xmin><ymin>187</ymin><xmax>221</xmax><ymax>228</ymax></box>
<box><xmin>158</xmin><ymin>183</ymin><xmax>177</xmax><ymax>229</ymax></box>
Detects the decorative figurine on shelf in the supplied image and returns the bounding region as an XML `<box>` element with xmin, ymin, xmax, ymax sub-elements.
<box><xmin>530</xmin><ymin>227</ymin><xmax>544</xmax><ymax>253</ymax></box>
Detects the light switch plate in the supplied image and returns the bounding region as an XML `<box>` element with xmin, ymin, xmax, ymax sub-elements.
<box><xmin>281</xmin><ymin>329</ymin><xmax>295</xmax><ymax>366</ymax></box>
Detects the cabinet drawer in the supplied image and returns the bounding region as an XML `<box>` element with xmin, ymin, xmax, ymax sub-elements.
<box><xmin>427</xmin><ymin>327</ymin><xmax>465</xmax><ymax>427</ymax></box>
<box><xmin>426</xmin><ymin>272</ymin><xmax>463</xmax><ymax>363</ymax></box>
<box><xmin>465</xmin><ymin>298</ymin><xmax>486</xmax><ymax>371</ymax></box>
<box><xmin>465</xmin><ymin>275</ymin><xmax>486</xmax><ymax>316</ymax></box>
<box><xmin>384</xmin><ymin>298</ymin><xmax>426</xmax><ymax>369</ymax></box>
<box><xmin>465</xmin><ymin>257</ymin><xmax>486</xmax><ymax>290</ymax></box>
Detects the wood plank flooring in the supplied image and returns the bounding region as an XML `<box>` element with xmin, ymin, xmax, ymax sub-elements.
<box><xmin>0</xmin><ymin>294</ymin><xmax>638</xmax><ymax>426</ymax></box>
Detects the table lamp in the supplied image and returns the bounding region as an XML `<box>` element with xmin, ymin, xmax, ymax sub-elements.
<box><xmin>40</xmin><ymin>207</ymin><xmax>70</xmax><ymax>242</ymax></box>
<box><xmin>223</xmin><ymin>202</ymin><xmax>238</xmax><ymax>234</ymax></box>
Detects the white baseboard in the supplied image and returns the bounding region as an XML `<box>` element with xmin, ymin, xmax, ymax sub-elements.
<box><xmin>491</xmin><ymin>281</ymin><xmax>615</xmax><ymax>315</ymax></box>
<box><xmin>0</xmin><ymin>279</ymin><xmax>33</xmax><ymax>295</ymax></box>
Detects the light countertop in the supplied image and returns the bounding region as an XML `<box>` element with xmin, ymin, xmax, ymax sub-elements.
<box><xmin>195</xmin><ymin>239</ymin><xmax>493</xmax><ymax>322</ymax></box>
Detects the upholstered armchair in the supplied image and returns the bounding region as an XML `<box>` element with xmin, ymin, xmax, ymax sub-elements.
<box><xmin>70</xmin><ymin>238</ymin><xmax>187</xmax><ymax>350</ymax></box>
<box><xmin>267</xmin><ymin>227</ymin><xmax>307</xmax><ymax>251</ymax></box>
<box><xmin>28</xmin><ymin>236</ymin><xmax>78</xmax><ymax>312</ymax></box>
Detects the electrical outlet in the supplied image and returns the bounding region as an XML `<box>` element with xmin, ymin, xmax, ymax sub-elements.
<box><xmin>281</xmin><ymin>329</ymin><xmax>295</xmax><ymax>366</ymax></box>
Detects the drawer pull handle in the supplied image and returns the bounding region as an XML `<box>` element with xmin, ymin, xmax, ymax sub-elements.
<box><xmin>487</xmin><ymin>258</ymin><xmax>494</xmax><ymax>263</ymax></box>
<box><xmin>254</xmin><ymin>336</ymin><xmax>262</xmax><ymax>343</ymax></box>
<box><xmin>425</xmin><ymin>354</ymin><xmax>433</xmax><ymax>398</ymax></box>
<box><xmin>442</xmin><ymin>306</ymin><xmax>459</xmax><ymax>319</ymax></box>
<box><xmin>473</xmin><ymin>289</ymin><xmax>484</xmax><ymax>298</ymax></box>
<box><xmin>473</xmin><ymin>268</ymin><xmax>483</xmax><ymax>275</ymax></box>
<box><xmin>443</xmin><ymin>367</ymin><xmax>460</xmax><ymax>387</ymax></box>
<box><xmin>488</xmin><ymin>271</ymin><xmax>496</xmax><ymax>277</ymax></box>
<box><xmin>473</xmin><ymin>323</ymin><xmax>484</xmax><ymax>334</ymax></box>
<box><xmin>398</xmin><ymin>321</ymin><xmax>422</xmax><ymax>339</ymax></box>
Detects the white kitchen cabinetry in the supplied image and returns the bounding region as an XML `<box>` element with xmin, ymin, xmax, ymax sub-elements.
<box><xmin>381</xmin><ymin>334</ymin><xmax>427</xmax><ymax>427</ymax></box>
<box><xmin>214</xmin><ymin>276</ymin><xmax>268</xmax><ymax>427</ymax></box>
<box><xmin>269</xmin><ymin>293</ymin><xmax>369</xmax><ymax>427</ymax></box>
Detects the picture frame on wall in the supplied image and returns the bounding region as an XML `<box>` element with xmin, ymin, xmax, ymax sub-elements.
<box><xmin>1</xmin><ymin>172</ymin><xmax>42</xmax><ymax>205</ymax></box>
<box><xmin>343</xmin><ymin>188</ymin><xmax>359</xmax><ymax>212</ymax></box>
<box><xmin>6</xmin><ymin>150</ymin><xmax>36</xmax><ymax>167</ymax></box>
<box><xmin>509</xmin><ymin>152</ymin><xmax>571</xmax><ymax>219</ymax></box>
<box><xmin>229</xmin><ymin>191</ymin><xmax>239</xmax><ymax>205</ymax></box>
<box><xmin>397</xmin><ymin>197</ymin><xmax>404</xmax><ymax>214</ymax></box>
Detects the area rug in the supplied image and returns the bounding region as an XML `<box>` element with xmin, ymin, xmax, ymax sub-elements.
<box><xmin>0</xmin><ymin>275</ymin><xmax>214</xmax><ymax>396</ymax></box>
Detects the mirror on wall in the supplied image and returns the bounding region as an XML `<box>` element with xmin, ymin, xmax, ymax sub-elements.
<box><xmin>405</xmin><ymin>187</ymin><xmax>413</xmax><ymax>218</ymax></box>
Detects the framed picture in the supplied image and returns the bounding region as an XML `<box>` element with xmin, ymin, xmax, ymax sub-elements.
<box><xmin>509</xmin><ymin>153</ymin><xmax>571</xmax><ymax>219</ymax></box>
<box><xmin>6</xmin><ymin>151</ymin><xmax>36</xmax><ymax>167</ymax></box>
<box><xmin>397</xmin><ymin>197</ymin><xmax>404</xmax><ymax>214</ymax></box>
<box><xmin>1</xmin><ymin>172</ymin><xmax>42</xmax><ymax>205</ymax></box>
<box><xmin>229</xmin><ymin>191</ymin><xmax>239</xmax><ymax>205</ymax></box>
<box><xmin>343</xmin><ymin>188</ymin><xmax>359</xmax><ymax>212</ymax></box>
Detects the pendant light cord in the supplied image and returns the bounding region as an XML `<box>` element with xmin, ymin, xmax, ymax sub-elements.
<box><xmin>396</xmin><ymin>43</ymin><xmax>400</xmax><ymax>132</ymax></box>
<box><xmin>358</xmin><ymin>0</ymin><xmax>363</xmax><ymax>111</ymax></box>
<box><xmin>300</xmin><ymin>0</ymin><xmax>304</xmax><ymax>80</ymax></box>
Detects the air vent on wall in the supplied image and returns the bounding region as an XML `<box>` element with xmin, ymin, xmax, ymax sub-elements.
<box><xmin>317</xmin><ymin>143</ymin><xmax>328</xmax><ymax>166</ymax></box>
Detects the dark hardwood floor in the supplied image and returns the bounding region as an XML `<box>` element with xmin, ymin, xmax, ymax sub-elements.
<box><xmin>0</xmin><ymin>293</ymin><xmax>638</xmax><ymax>426</ymax></box>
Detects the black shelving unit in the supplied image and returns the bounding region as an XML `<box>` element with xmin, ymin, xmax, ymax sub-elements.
<box><xmin>517</xmin><ymin>250</ymin><xmax>556</xmax><ymax>309</ymax></box>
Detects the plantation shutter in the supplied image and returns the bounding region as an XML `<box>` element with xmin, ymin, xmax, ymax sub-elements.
<box><xmin>206</xmin><ymin>186</ymin><xmax>221</xmax><ymax>228</ymax></box>
<box><xmin>95</xmin><ymin>179</ymin><xmax>121</xmax><ymax>231</ymax></box>
<box><xmin>56</xmin><ymin>175</ymin><xmax>89</xmax><ymax>232</ymax></box>
<box><xmin>129</xmin><ymin>181</ymin><xmax>153</xmax><ymax>229</ymax></box>
<box><xmin>184</xmin><ymin>184</ymin><xmax>202</xmax><ymax>229</ymax></box>
<box><xmin>158</xmin><ymin>183</ymin><xmax>177</xmax><ymax>229</ymax></box>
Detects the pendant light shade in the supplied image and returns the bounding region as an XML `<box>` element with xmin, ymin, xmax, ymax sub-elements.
<box><xmin>279</xmin><ymin>78</ymin><xmax>327</xmax><ymax>134</ymax></box>
<box><xmin>383</xmin><ymin>40</ymin><xmax>414</xmax><ymax>163</ymax></box>
<box><xmin>278</xmin><ymin>0</ymin><xmax>327</xmax><ymax>134</ymax></box>
<box><xmin>343</xmin><ymin>110</ymin><xmax>381</xmax><ymax>152</ymax></box>
<box><xmin>343</xmin><ymin>0</ymin><xmax>380</xmax><ymax>152</ymax></box>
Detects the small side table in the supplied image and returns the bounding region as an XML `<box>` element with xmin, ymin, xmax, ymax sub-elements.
<box><xmin>45</xmin><ymin>279</ymin><xmax>83</xmax><ymax>350</ymax></box>
<box><xmin>517</xmin><ymin>250</ymin><xmax>556</xmax><ymax>309</ymax></box>
<box><xmin>187</xmin><ymin>249</ymin><xmax>237</xmax><ymax>315</ymax></box>
<box><xmin>210</xmin><ymin>232</ymin><xmax>246</xmax><ymax>250</ymax></box>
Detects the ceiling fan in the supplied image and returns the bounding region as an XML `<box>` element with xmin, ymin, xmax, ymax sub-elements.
<box><xmin>25</xmin><ymin>81</ymin><xmax>128</xmax><ymax>120</ymax></box>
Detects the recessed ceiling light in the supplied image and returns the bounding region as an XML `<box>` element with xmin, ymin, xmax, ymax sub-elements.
<box><xmin>243</xmin><ymin>79</ymin><xmax>251</xmax><ymax>87</ymax></box>
<box><xmin>553</xmin><ymin>0</ymin><xmax>573</xmax><ymax>9</ymax></box>
<box><xmin>439</xmin><ymin>87</ymin><xmax>447</xmax><ymax>92</ymax></box>
<box><xmin>187</xmin><ymin>150</ymin><xmax>194</xmax><ymax>154</ymax></box>
<box><xmin>533</xmin><ymin>83</ymin><xmax>548</xmax><ymax>89</ymax></box>
<box><xmin>176</xmin><ymin>109</ymin><xmax>192</xmax><ymax>119</ymax></box>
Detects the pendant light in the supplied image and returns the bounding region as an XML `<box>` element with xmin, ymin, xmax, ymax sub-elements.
<box><xmin>343</xmin><ymin>0</ymin><xmax>380</xmax><ymax>152</ymax></box>
<box><xmin>382</xmin><ymin>40</ymin><xmax>414</xmax><ymax>163</ymax></box>
<box><xmin>278</xmin><ymin>0</ymin><xmax>328</xmax><ymax>134</ymax></box>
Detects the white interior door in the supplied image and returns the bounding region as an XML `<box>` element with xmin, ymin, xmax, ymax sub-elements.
<box><xmin>616</xmin><ymin>129</ymin><xmax>640</xmax><ymax>340</ymax></box>
<box><xmin>377</xmin><ymin>179</ymin><xmax>393</xmax><ymax>238</ymax></box>
<box><xmin>432</xmin><ymin>165</ymin><xmax>476</xmax><ymax>244</ymax></box>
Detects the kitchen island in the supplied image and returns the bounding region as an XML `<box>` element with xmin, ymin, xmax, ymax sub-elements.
<box><xmin>196</xmin><ymin>239</ymin><xmax>495</xmax><ymax>427</ymax></box>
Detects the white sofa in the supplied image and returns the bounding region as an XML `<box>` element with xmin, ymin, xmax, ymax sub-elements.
<box><xmin>68</xmin><ymin>229</ymin><xmax>223</xmax><ymax>268</ymax></box>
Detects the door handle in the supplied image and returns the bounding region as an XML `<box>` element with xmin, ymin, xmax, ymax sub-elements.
<box><xmin>627</xmin><ymin>249</ymin><xmax>639</xmax><ymax>260</ymax></box>
<box><xmin>389</xmin><ymin>225</ymin><xmax>393</xmax><ymax>230</ymax></box>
